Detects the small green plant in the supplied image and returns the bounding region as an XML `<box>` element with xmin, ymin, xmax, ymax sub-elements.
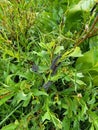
<box><xmin>0</xmin><ymin>0</ymin><xmax>98</xmax><ymax>130</ymax></box>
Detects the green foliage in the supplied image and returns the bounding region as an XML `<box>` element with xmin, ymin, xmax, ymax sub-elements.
<box><xmin>0</xmin><ymin>0</ymin><xmax>98</xmax><ymax>130</ymax></box>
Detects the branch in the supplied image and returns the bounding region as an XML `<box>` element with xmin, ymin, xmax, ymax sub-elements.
<box><xmin>88</xmin><ymin>27</ymin><xmax>98</xmax><ymax>38</ymax></box>
<box><xmin>74</xmin><ymin>14</ymin><xmax>98</xmax><ymax>47</ymax></box>
<box><xmin>43</xmin><ymin>14</ymin><xmax>98</xmax><ymax>91</ymax></box>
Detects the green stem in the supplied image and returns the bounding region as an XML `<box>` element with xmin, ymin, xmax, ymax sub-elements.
<box><xmin>0</xmin><ymin>103</ymin><xmax>22</xmax><ymax>126</ymax></box>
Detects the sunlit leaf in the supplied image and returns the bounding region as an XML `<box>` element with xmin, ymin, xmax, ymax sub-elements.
<box><xmin>33</xmin><ymin>89</ymin><xmax>48</xmax><ymax>96</ymax></box>
<box><xmin>89</xmin><ymin>111</ymin><xmax>98</xmax><ymax>129</ymax></box>
<box><xmin>90</xmin><ymin>124</ymin><xmax>94</xmax><ymax>130</ymax></box>
<box><xmin>13</xmin><ymin>91</ymin><xmax>27</xmax><ymax>104</ymax></box>
<box><xmin>76</xmin><ymin>47</ymin><xmax>98</xmax><ymax>71</ymax></box>
<box><xmin>70</xmin><ymin>47</ymin><xmax>83</xmax><ymax>57</ymax></box>
<box><xmin>54</xmin><ymin>45</ymin><xmax>64</xmax><ymax>54</ymax></box>
<box><xmin>1</xmin><ymin>123</ymin><xmax>18</xmax><ymax>130</ymax></box>
<box><xmin>42</xmin><ymin>111</ymin><xmax>50</xmax><ymax>122</ymax></box>
<box><xmin>23</xmin><ymin>92</ymin><xmax>32</xmax><ymax>107</ymax></box>
<box><xmin>50</xmin><ymin>112</ymin><xmax>62</xmax><ymax>129</ymax></box>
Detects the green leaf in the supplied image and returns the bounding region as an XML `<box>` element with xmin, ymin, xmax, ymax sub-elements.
<box><xmin>50</xmin><ymin>113</ymin><xmax>62</xmax><ymax>129</ymax></box>
<box><xmin>89</xmin><ymin>111</ymin><xmax>98</xmax><ymax>129</ymax></box>
<box><xmin>0</xmin><ymin>89</ymin><xmax>10</xmax><ymax>95</ymax></box>
<box><xmin>13</xmin><ymin>91</ymin><xmax>27</xmax><ymax>104</ymax></box>
<box><xmin>90</xmin><ymin>124</ymin><xmax>94</xmax><ymax>130</ymax></box>
<box><xmin>93</xmin><ymin>75</ymin><xmax>98</xmax><ymax>86</ymax></box>
<box><xmin>69</xmin><ymin>0</ymin><xmax>94</xmax><ymax>11</ymax></box>
<box><xmin>1</xmin><ymin>123</ymin><xmax>18</xmax><ymax>130</ymax></box>
<box><xmin>76</xmin><ymin>72</ymin><xmax>84</xmax><ymax>78</ymax></box>
<box><xmin>80</xmin><ymin>99</ymin><xmax>88</xmax><ymax>116</ymax></box>
<box><xmin>54</xmin><ymin>45</ymin><xmax>64</xmax><ymax>54</ymax></box>
<box><xmin>42</xmin><ymin>111</ymin><xmax>50</xmax><ymax>122</ymax></box>
<box><xmin>33</xmin><ymin>89</ymin><xmax>48</xmax><ymax>96</ymax></box>
<box><xmin>0</xmin><ymin>93</ymin><xmax>14</xmax><ymax>106</ymax></box>
<box><xmin>50</xmin><ymin>73</ymin><xmax>61</xmax><ymax>81</ymax></box>
<box><xmin>76</xmin><ymin>79</ymin><xmax>86</xmax><ymax>85</ymax></box>
<box><xmin>76</xmin><ymin>47</ymin><xmax>98</xmax><ymax>71</ymax></box>
<box><xmin>47</xmin><ymin>41</ymin><xmax>55</xmax><ymax>49</ymax></box>
<box><xmin>70</xmin><ymin>47</ymin><xmax>83</xmax><ymax>57</ymax></box>
<box><xmin>62</xmin><ymin>117</ymin><xmax>70</xmax><ymax>130</ymax></box>
<box><xmin>42</xmin><ymin>110</ymin><xmax>62</xmax><ymax>129</ymax></box>
<box><xmin>73</xmin><ymin>118</ymin><xmax>80</xmax><ymax>130</ymax></box>
<box><xmin>65</xmin><ymin>0</ymin><xmax>94</xmax><ymax>30</ymax></box>
<box><xmin>23</xmin><ymin>92</ymin><xmax>32</xmax><ymax>107</ymax></box>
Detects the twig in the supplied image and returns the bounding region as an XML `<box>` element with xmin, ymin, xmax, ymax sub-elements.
<box><xmin>88</xmin><ymin>27</ymin><xmax>98</xmax><ymax>38</ymax></box>
<box><xmin>74</xmin><ymin>14</ymin><xmax>98</xmax><ymax>47</ymax></box>
<box><xmin>43</xmin><ymin>13</ymin><xmax>98</xmax><ymax>91</ymax></box>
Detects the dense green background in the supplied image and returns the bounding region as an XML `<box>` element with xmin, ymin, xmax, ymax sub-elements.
<box><xmin>0</xmin><ymin>0</ymin><xmax>98</xmax><ymax>129</ymax></box>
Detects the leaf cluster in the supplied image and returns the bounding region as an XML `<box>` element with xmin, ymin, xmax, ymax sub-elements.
<box><xmin>0</xmin><ymin>0</ymin><xmax>98</xmax><ymax>130</ymax></box>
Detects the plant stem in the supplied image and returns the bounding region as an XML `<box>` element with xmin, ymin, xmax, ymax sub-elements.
<box><xmin>0</xmin><ymin>103</ymin><xmax>22</xmax><ymax>126</ymax></box>
<box><xmin>74</xmin><ymin>14</ymin><xmax>98</xmax><ymax>47</ymax></box>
